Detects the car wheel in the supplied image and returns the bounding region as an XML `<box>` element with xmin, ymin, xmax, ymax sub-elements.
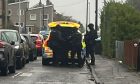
<box><xmin>34</xmin><ymin>56</ymin><xmax>37</xmax><ymax>60</ymax></box>
<box><xmin>42</xmin><ymin>58</ymin><xmax>46</xmax><ymax>65</ymax></box>
<box><xmin>22</xmin><ymin>59</ymin><xmax>26</xmax><ymax>67</ymax></box>
<box><xmin>26</xmin><ymin>58</ymin><xmax>29</xmax><ymax>63</ymax></box>
<box><xmin>8</xmin><ymin>66</ymin><xmax>16</xmax><ymax>73</ymax></box>
<box><xmin>16</xmin><ymin>59</ymin><xmax>23</xmax><ymax>69</ymax></box>
<box><xmin>1</xmin><ymin>66</ymin><xmax>8</xmax><ymax>76</ymax></box>
<box><xmin>29</xmin><ymin>52</ymin><xmax>34</xmax><ymax>61</ymax></box>
<box><xmin>42</xmin><ymin>58</ymin><xmax>49</xmax><ymax>65</ymax></box>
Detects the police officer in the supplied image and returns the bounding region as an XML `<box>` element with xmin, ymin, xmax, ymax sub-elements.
<box><xmin>85</xmin><ymin>23</ymin><xmax>98</xmax><ymax>65</ymax></box>
<box><xmin>70</xmin><ymin>30</ymin><xmax>82</xmax><ymax>66</ymax></box>
<box><xmin>48</xmin><ymin>25</ymin><xmax>64</xmax><ymax>65</ymax></box>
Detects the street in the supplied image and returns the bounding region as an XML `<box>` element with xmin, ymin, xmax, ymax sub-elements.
<box><xmin>0</xmin><ymin>57</ymin><xmax>94</xmax><ymax>84</ymax></box>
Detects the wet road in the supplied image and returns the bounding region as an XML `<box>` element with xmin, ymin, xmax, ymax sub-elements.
<box><xmin>0</xmin><ymin>57</ymin><xmax>94</xmax><ymax>84</ymax></box>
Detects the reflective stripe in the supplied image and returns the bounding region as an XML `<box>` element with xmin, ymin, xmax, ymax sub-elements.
<box><xmin>82</xmin><ymin>41</ymin><xmax>86</xmax><ymax>49</ymax></box>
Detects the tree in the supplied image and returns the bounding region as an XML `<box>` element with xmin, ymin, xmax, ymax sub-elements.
<box><xmin>126</xmin><ymin>0</ymin><xmax>140</xmax><ymax>11</ymax></box>
<box><xmin>100</xmin><ymin>1</ymin><xmax>140</xmax><ymax>57</ymax></box>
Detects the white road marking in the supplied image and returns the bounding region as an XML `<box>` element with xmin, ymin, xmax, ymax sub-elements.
<box><xmin>12</xmin><ymin>72</ymin><xmax>23</xmax><ymax>78</ymax></box>
<box><xmin>19</xmin><ymin>73</ymin><xmax>32</xmax><ymax>77</ymax></box>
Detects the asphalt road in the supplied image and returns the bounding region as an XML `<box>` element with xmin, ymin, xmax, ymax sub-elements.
<box><xmin>0</xmin><ymin>57</ymin><xmax>94</xmax><ymax>84</ymax></box>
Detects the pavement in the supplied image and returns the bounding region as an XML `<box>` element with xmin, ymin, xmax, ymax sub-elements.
<box><xmin>88</xmin><ymin>55</ymin><xmax>140</xmax><ymax>84</ymax></box>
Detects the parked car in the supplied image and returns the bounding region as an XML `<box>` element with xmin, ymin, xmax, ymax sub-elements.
<box><xmin>21</xmin><ymin>34</ymin><xmax>37</xmax><ymax>61</ymax></box>
<box><xmin>39</xmin><ymin>30</ymin><xmax>50</xmax><ymax>40</ymax></box>
<box><xmin>4</xmin><ymin>30</ymin><xmax>25</xmax><ymax>69</ymax></box>
<box><xmin>30</xmin><ymin>34</ymin><xmax>44</xmax><ymax>56</ymax></box>
<box><xmin>0</xmin><ymin>29</ymin><xmax>16</xmax><ymax>75</ymax></box>
<box><xmin>20</xmin><ymin>34</ymin><xmax>30</xmax><ymax>63</ymax></box>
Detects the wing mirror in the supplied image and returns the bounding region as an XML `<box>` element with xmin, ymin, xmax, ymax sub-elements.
<box><xmin>33</xmin><ymin>41</ymin><xmax>36</xmax><ymax>44</ymax></box>
<box><xmin>10</xmin><ymin>41</ymin><xmax>15</xmax><ymax>45</ymax></box>
<box><xmin>21</xmin><ymin>39</ymin><xmax>24</xmax><ymax>43</ymax></box>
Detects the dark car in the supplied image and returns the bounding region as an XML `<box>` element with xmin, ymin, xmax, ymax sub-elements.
<box><xmin>0</xmin><ymin>30</ymin><xmax>16</xmax><ymax>75</ymax></box>
<box><xmin>3</xmin><ymin>30</ymin><xmax>25</xmax><ymax>69</ymax></box>
<box><xmin>21</xmin><ymin>34</ymin><xmax>37</xmax><ymax>61</ymax></box>
<box><xmin>20</xmin><ymin>34</ymin><xmax>30</xmax><ymax>63</ymax></box>
<box><xmin>30</xmin><ymin>34</ymin><xmax>44</xmax><ymax>56</ymax></box>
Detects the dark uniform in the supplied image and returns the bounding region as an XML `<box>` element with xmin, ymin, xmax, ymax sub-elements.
<box><xmin>85</xmin><ymin>23</ymin><xmax>97</xmax><ymax>65</ymax></box>
<box><xmin>69</xmin><ymin>31</ymin><xmax>82</xmax><ymax>65</ymax></box>
<box><xmin>48</xmin><ymin>25</ymin><xmax>64</xmax><ymax>65</ymax></box>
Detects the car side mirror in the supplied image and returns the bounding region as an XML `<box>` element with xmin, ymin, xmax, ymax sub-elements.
<box><xmin>21</xmin><ymin>39</ymin><xmax>24</xmax><ymax>43</ymax></box>
<box><xmin>33</xmin><ymin>41</ymin><xmax>36</xmax><ymax>44</ymax></box>
<box><xmin>10</xmin><ymin>41</ymin><xmax>15</xmax><ymax>45</ymax></box>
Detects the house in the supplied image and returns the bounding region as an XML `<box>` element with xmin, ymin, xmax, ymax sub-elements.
<box><xmin>8</xmin><ymin>0</ymin><xmax>54</xmax><ymax>33</ymax></box>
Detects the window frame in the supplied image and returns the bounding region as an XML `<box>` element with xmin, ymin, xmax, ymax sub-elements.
<box><xmin>43</xmin><ymin>14</ymin><xmax>49</xmax><ymax>20</ymax></box>
<box><xmin>30</xmin><ymin>14</ymin><xmax>37</xmax><ymax>21</ymax></box>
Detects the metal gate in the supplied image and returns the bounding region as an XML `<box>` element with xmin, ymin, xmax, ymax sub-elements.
<box><xmin>116</xmin><ymin>41</ymin><xmax>124</xmax><ymax>62</ymax></box>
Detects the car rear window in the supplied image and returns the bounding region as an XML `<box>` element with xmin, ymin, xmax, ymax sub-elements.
<box><xmin>31</xmin><ymin>36</ymin><xmax>37</xmax><ymax>42</ymax></box>
<box><xmin>4</xmin><ymin>32</ymin><xmax>18</xmax><ymax>42</ymax></box>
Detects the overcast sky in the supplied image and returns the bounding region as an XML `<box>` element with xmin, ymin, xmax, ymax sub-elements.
<box><xmin>29</xmin><ymin>0</ymin><xmax>126</xmax><ymax>26</ymax></box>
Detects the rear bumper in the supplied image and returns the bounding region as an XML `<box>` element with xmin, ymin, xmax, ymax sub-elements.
<box><xmin>42</xmin><ymin>53</ymin><xmax>53</xmax><ymax>59</ymax></box>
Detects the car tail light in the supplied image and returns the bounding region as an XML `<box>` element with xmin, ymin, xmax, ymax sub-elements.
<box><xmin>36</xmin><ymin>39</ymin><xmax>42</xmax><ymax>44</ymax></box>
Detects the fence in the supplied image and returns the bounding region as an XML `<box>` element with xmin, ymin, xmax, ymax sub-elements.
<box><xmin>115</xmin><ymin>41</ymin><xmax>124</xmax><ymax>61</ymax></box>
<box><xmin>116</xmin><ymin>40</ymin><xmax>139</xmax><ymax>70</ymax></box>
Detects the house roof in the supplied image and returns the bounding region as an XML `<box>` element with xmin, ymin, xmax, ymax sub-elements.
<box><xmin>30</xmin><ymin>2</ymin><xmax>44</xmax><ymax>9</ymax></box>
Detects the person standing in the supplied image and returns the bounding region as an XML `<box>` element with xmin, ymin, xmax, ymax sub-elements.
<box><xmin>47</xmin><ymin>25</ymin><xmax>64</xmax><ymax>65</ymax></box>
<box><xmin>85</xmin><ymin>23</ymin><xmax>98</xmax><ymax>65</ymax></box>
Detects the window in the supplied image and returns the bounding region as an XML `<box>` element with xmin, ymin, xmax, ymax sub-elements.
<box><xmin>8</xmin><ymin>9</ymin><xmax>12</xmax><ymax>16</ymax></box>
<box><xmin>17</xmin><ymin>10</ymin><xmax>24</xmax><ymax>15</ymax></box>
<box><xmin>15</xmin><ymin>23</ymin><xmax>19</xmax><ymax>26</ymax></box>
<box><xmin>1</xmin><ymin>33</ymin><xmax>9</xmax><ymax>42</ymax></box>
<box><xmin>4</xmin><ymin>32</ymin><xmax>18</xmax><ymax>42</ymax></box>
<box><xmin>43</xmin><ymin>14</ymin><xmax>49</xmax><ymax>20</ymax></box>
<box><xmin>15</xmin><ymin>22</ymin><xmax>24</xmax><ymax>27</ymax></box>
<box><xmin>30</xmin><ymin>14</ymin><xmax>36</xmax><ymax>20</ymax></box>
<box><xmin>29</xmin><ymin>27</ymin><xmax>32</xmax><ymax>32</ymax></box>
<box><xmin>21</xmin><ymin>10</ymin><xmax>24</xmax><ymax>15</ymax></box>
<box><xmin>27</xmin><ymin>27</ymin><xmax>32</xmax><ymax>33</ymax></box>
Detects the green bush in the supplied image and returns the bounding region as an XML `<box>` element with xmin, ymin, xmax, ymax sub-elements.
<box><xmin>100</xmin><ymin>1</ymin><xmax>140</xmax><ymax>58</ymax></box>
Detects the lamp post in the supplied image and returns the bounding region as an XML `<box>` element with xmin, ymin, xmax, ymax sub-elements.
<box><xmin>24</xmin><ymin>8</ymin><xmax>28</xmax><ymax>33</ymax></box>
<box><xmin>5</xmin><ymin>0</ymin><xmax>8</xmax><ymax>29</ymax></box>
<box><xmin>86</xmin><ymin>0</ymin><xmax>89</xmax><ymax>32</ymax></box>
<box><xmin>18</xmin><ymin>0</ymin><xmax>21</xmax><ymax>33</ymax></box>
<box><xmin>42</xmin><ymin>5</ymin><xmax>45</xmax><ymax>30</ymax></box>
<box><xmin>95</xmin><ymin>0</ymin><xmax>98</xmax><ymax>31</ymax></box>
<box><xmin>88</xmin><ymin>2</ymin><xmax>90</xmax><ymax>24</ymax></box>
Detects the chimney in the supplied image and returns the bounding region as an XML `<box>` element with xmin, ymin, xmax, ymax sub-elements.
<box><xmin>46</xmin><ymin>0</ymin><xmax>50</xmax><ymax>5</ymax></box>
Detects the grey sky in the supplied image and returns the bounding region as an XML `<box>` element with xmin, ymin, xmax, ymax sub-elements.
<box><xmin>29</xmin><ymin>0</ymin><xmax>125</xmax><ymax>26</ymax></box>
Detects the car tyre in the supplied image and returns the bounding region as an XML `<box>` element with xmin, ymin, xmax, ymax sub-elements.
<box><xmin>1</xmin><ymin>66</ymin><xmax>8</xmax><ymax>76</ymax></box>
<box><xmin>22</xmin><ymin>59</ymin><xmax>26</xmax><ymax>67</ymax></box>
<box><xmin>34</xmin><ymin>56</ymin><xmax>37</xmax><ymax>60</ymax></box>
<box><xmin>29</xmin><ymin>52</ymin><xmax>34</xmax><ymax>61</ymax></box>
<box><xmin>8</xmin><ymin>65</ymin><xmax>16</xmax><ymax>73</ymax></box>
<box><xmin>42</xmin><ymin>58</ymin><xmax>46</xmax><ymax>65</ymax></box>
<box><xmin>42</xmin><ymin>58</ymin><xmax>49</xmax><ymax>65</ymax></box>
<box><xmin>16</xmin><ymin>59</ymin><xmax>23</xmax><ymax>69</ymax></box>
<box><xmin>26</xmin><ymin>58</ymin><xmax>29</xmax><ymax>63</ymax></box>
